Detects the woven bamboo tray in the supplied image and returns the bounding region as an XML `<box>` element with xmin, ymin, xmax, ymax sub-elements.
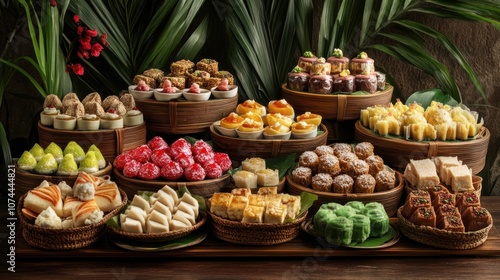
<box><xmin>135</xmin><ymin>95</ymin><xmax>237</xmax><ymax>134</ymax></box>
<box><xmin>38</xmin><ymin>122</ymin><xmax>147</xmax><ymax>164</ymax></box>
<box><xmin>354</xmin><ymin>121</ymin><xmax>490</xmax><ymax>174</ymax></box>
<box><xmin>287</xmin><ymin>171</ymin><xmax>404</xmax><ymax>217</ymax></box>
<box><xmin>396</xmin><ymin>206</ymin><xmax>493</xmax><ymax>249</ymax></box>
<box><xmin>210</xmin><ymin>124</ymin><xmax>328</xmax><ymax>162</ymax></box>
<box><xmin>113</xmin><ymin>168</ymin><xmax>231</xmax><ymax>199</ymax></box>
<box><xmin>18</xmin><ymin>189</ymin><xmax>127</xmax><ymax>250</ymax></box>
<box><xmin>281</xmin><ymin>84</ymin><xmax>393</xmax><ymax>121</ymax></box>
<box><xmin>14</xmin><ymin>162</ymin><xmax>112</xmax><ymax>197</ymax></box>
<box><xmin>107</xmin><ymin>212</ymin><xmax>207</xmax><ymax>243</ymax></box>
<box><xmin>208</xmin><ymin>211</ymin><xmax>308</xmax><ymax>246</ymax></box>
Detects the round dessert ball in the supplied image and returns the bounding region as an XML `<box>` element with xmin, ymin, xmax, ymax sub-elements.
<box><xmin>354</xmin><ymin>142</ymin><xmax>374</xmax><ymax>160</ymax></box>
<box><xmin>314</xmin><ymin>145</ymin><xmax>334</xmax><ymax>157</ymax></box>
<box><xmin>191</xmin><ymin>140</ymin><xmax>213</xmax><ymax>155</ymax></box>
<box><xmin>214</xmin><ymin>152</ymin><xmax>232</xmax><ymax>172</ymax></box>
<box><xmin>147</xmin><ymin>136</ymin><xmax>168</xmax><ymax>151</ymax></box>
<box><xmin>204</xmin><ymin>162</ymin><xmax>223</xmax><ymax>179</ymax></box>
<box><xmin>168</xmin><ymin>138</ymin><xmax>192</xmax><ymax>158</ymax></box>
<box><xmin>332</xmin><ymin>174</ymin><xmax>354</xmax><ymax>194</ymax></box>
<box><xmin>375</xmin><ymin>170</ymin><xmax>396</xmax><ymax>192</ymax></box>
<box><xmin>138</xmin><ymin>162</ymin><xmax>161</xmax><ymax>180</ymax></box>
<box><xmin>194</xmin><ymin>148</ymin><xmax>215</xmax><ymax>165</ymax></box>
<box><xmin>347</xmin><ymin>159</ymin><xmax>369</xmax><ymax>179</ymax></box>
<box><xmin>299</xmin><ymin>151</ymin><xmax>319</xmax><ymax>173</ymax></box>
<box><xmin>338</xmin><ymin>152</ymin><xmax>358</xmax><ymax>173</ymax></box>
<box><xmin>160</xmin><ymin>160</ymin><xmax>183</xmax><ymax>181</ymax></box>
<box><xmin>175</xmin><ymin>153</ymin><xmax>195</xmax><ymax>169</ymax></box>
<box><xmin>354</xmin><ymin>174</ymin><xmax>376</xmax><ymax>193</ymax></box>
<box><xmin>365</xmin><ymin>155</ymin><xmax>384</xmax><ymax>177</ymax></box>
<box><xmin>318</xmin><ymin>154</ymin><xmax>341</xmax><ymax>177</ymax></box>
<box><xmin>184</xmin><ymin>163</ymin><xmax>206</xmax><ymax>181</ymax></box>
<box><xmin>151</xmin><ymin>149</ymin><xmax>171</xmax><ymax>167</ymax></box>
<box><xmin>132</xmin><ymin>145</ymin><xmax>152</xmax><ymax>164</ymax></box>
<box><xmin>113</xmin><ymin>153</ymin><xmax>132</xmax><ymax>171</ymax></box>
<box><xmin>331</xmin><ymin>143</ymin><xmax>352</xmax><ymax>158</ymax></box>
<box><xmin>292</xmin><ymin>166</ymin><xmax>313</xmax><ymax>188</ymax></box>
<box><xmin>311</xmin><ymin>173</ymin><xmax>333</xmax><ymax>192</ymax></box>
<box><xmin>123</xmin><ymin>159</ymin><xmax>141</xmax><ymax>178</ymax></box>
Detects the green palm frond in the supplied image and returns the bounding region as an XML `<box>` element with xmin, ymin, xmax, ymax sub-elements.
<box><xmin>67</xmin><ymin>0</ymin><xmax>208</xmax><ymax>95</ymax></box>
<box><xmin>313</xmin><ymin>0</ymin><xmax>500</xmax><ymax>103</ymax></box>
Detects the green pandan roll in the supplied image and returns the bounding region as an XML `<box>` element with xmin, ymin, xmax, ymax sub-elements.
<box><xmin>17</xmin><ymin>151</ymin><xmax>37</xmax><ymax>171</ymax></box>
<box><xmin>88</xmin><ymin>144</ymin><xmax>106</xmax><ymax>169</ymax></box>
<box><xmin>64</xmin><ymin>141</ymin><xmax>85</xmax><ymax>164</ymax></box>
<box><xmin>57</xmin><ymin>153</ymin><xmax>79</xmax><ymax>176</ymax></box>
<box><xmin>335</xmin><ymin>205</ymin><xmax>357</xmax><ymax>218</ymax></box>
<box><xmin>79</xmin><ymin>151</ymin><xmax>99</xmax><ymax>173</ymax></box>
<box><xmin>34</xmin><ymin>153</ymin><xmax>58</xmax><ymax>174</ymax></box>
<box><xmin>29</xmin><ymin>143</ymin><xmax>45</xmax><ymax>161</ymax></box>
<box><xmin>366</xmin><ymin>209</ymin><xmax>390</xmax><ymax>237</ymax></box>
<box><xmin>350</xmin><ymin>214</ymin><xmax>371</xmax><ymax>243</ymax></box>
<box><xmin>362</xmin><ymin>202</ymin><xmax>385</xmax><ymax>215</ymax></box>
<box><xmin>319</xmin><ymin>202</ymin><xmax>343</xmax><ymax>212</ymax></box>
<box><xmin>44</xmin><ymin>142</ymin><xmax>64</xmax><ymax>164</ymax></box>
<box><xmin>313</xmin><ymin>209</ymin><xmax>337</xmax><ymax>238</ymax></box>
<box><xmin>345</xmin><ymin>201</ymin><xmax>365</xmax><ymax>214</ymax></box>
<box><xmin>324</xmin><ymin>216</ymin><xmax>353</xmax><ymax>245</ymax></box>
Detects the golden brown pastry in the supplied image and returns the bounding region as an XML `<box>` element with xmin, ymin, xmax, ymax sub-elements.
<box><xmin>347</xmin><ymin>159</ymin><xmax>369</xmax><ymax>179</ymax></box>
<box><xmin>332</xmin><ymin>174</ymin><xmax>354</xmax><ymax>194</ymax></box>
<box><xmin>72</xmin><ymin>199</ymin><xmax>103</xmax><ymax>227</ymax></box>
<box><xmin>94</xmin><ymin>181</ymin><xmax>122</xmax><ymax>212</ymax></box>
<box><xmin>338</xmin><ymin>152</ymin><xmax>358</xmax><ymax>174</ymax></box>
<box><xmin>101</xmin><ymin>95</ymin><xmax>119</xmax><ymax>111</ymax></box>
<box><xmin>65</xmin><ymin>101</ymin><xmax>85</xmax><ymax>118</ymax></box>
<box><xmin>311</xmin><ymin>173</ymin><xmax>333</xmax><ymax>192</ymax></box>
<box><xmin>314</xmin><ymin>145</ymin><xmax>334</xmax><ymax>157</ymax></box>
<box><xmin>375</xmin><ymin>170</ymin><xmax>396</xmax><ymax>192</ymax></box>
<box><xmin>354</xmin><ymin>174</ymin><xmax>376</xmax><ymax>193</ymax></box>
<box><xmin>354</xmin><ymin>142</ymin><xmax>374</xmax><ymax>160</ymax></box>
<box><xmin>461</xmin><ymin>206</ymin><xmax>492</xmax><ymax>231</ymax></box>
<box><xmin>43</xmin><ymin>94</ymin><xmax>63</xmax><ymax>111</ymax></box>
<box><xmin>437</xmin><ymin>213</ymin><xmax>464</xmax><ymax>232</ymax></box>
<box><xmin>196</xmin><ymin>58</ymin><xmax>219</xmax><ymax>75</ymax></box>
<box><xmin>331</xmin><ymin>143</ymin><xmax>352</xmax><ymax>158</ymax></box>
<box><xmin>298</xmin><ymin>151</ymin><xmax>319</xmax><ymax>174</ymax></box>
<box><xmin>143</xmin><ymin>68</ymin><xmax>164</xmax><ymax>81</ymax></box>
<box><xmin>24</xmin><ymin>182</ymin><xmax>63</xmax><ymax>217</ymax></box>
<box><xmin>410</xmin><ymin>206</ymin><xmax>436</xmax><ymax>227</ymax></box>
<box><xmin>119</xmin><ymin>93</ymin><xmax>136</xmax><ymax>111</ymax></box>
<box><xmin>318</xmin><ymin>154</ymin><xmax>341</xmax><ymax>177</ymax></box>
<box><xmin>107</xmin><ymin>100</ymin><xmax>127</xmax><ymax>116</ymax></box>
<box><xmin>365</xmin><ymin>155</ymin><xmax>384</xmax><ymax>177</ymax></box>
<box><xmin>133</xmin><ymin>74</ymin><xmax>156</xmax><ymax>88</ymax></box>
<box><xmin>81</xmin><ymin>92</ymin><xmax>102</xmax><ymax>105</ymax></box>
<box><xmin>292</xmin><ymin>166</ymin><xmax>312</xmax><ymax>188</ymax></box>
<box><xmin>84</xmin><ymin>101</ymin><xmax>105</xmax><ymax>116</ymax></box>
<box><xmin>170</xmin><ymin>59</ymin><xmax>195</xmax><ymax>76</ymax></box>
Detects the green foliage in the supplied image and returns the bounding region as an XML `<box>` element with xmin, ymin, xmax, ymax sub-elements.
<box><xmin>67</xmin><ymin>0</ymin><xmax>208</xmax><ymax>95</ymax></box>
<box><xmin>405</xmin><ymin>88</ymin><xmax>458</xmax><ymax>108</ymax></box>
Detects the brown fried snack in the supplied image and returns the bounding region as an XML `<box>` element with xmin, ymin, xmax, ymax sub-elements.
<box><xmin>43</xmin><ymin>94</ymin><xmax>63</xmax><ymax>111</ymax></box>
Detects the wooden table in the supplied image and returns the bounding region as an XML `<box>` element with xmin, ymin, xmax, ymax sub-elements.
<box><xmin>3</xmin><ymin>196</ymin><xmax>499</xmax><ymax>279</ymax></box>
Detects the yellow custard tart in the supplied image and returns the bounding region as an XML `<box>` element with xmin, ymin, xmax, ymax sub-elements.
<box><xmin>220</xmin><ymin>112</ymin><xmax>245</xmax><ymax>129</ymax></box>
<box><xmin>268</xmin><ymin>99</ymin><xmax>294</xmax><ymax>119</ymax></box>
<box><xmin>297</xmin><ymin>112</ymin><xmax>322</xmax><ymax>126</ymax></box>
<box><xmin>77</xmin><ymin>114</ymin><xmax>100</xmax><ymax>131</ymax></box>
<box><xmin>263</xmin><ymin>122</ymin><xmax>291</xmax><ymax>140</ymax></box>
<box><xmin>100</xmin><ymin>111</ymin><xmax>124</xmax><ymax>129</ymax></box>
<box><xmin>291</xmin><ymin>121</ymin><xmax>317</xmax><ymax>139</ymax></box>
<box><xmin>236</xmin><ymin>119</ymin><xmax>264</xmax><ymax>139</ymax></box>
<box><xmin>265</xmin><ymin>113</ymin><xmax>293</xmax><ymax>128</ymax></box>
<box><xmin>239</xmin><ymin>111</ymin><xmax>263</xmax><ymax>124</ymax></box>
<box><xmin>53</xmin><ymin>114</ymin><xmax>77</xmax><ymax>130</ymax></box>
<box><xmin>236</xmin><ymin>100</ymin><xmax>266</xmax><ymax>116</ymax></box>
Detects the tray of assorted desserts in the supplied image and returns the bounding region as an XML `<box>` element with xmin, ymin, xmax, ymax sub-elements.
<box><xmin>14</xmin><ymin>56</ymin><xmax>499</xmax><ymax>257</ymax></box>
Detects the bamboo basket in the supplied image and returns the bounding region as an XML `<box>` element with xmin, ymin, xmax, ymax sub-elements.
<box><xmin>287</xmin><ymin>171</ymin><xmax>404</xmax><ymax>217</ymax></box>
<box><xmin>18</xmin><ymin>189</ymin><xmax>127</xmax><ymax>250</ymax></box>
<box><xmin>208</xmin><ymin>211</ymin><xmax>308</xmax><ymax>246</ymax></box>
<box><xmin>38</xmin><ymin>122</ymin><xmax>147</xmax><ymax>164</ymax></box>
<box><xmin>281</xmin><ymin>84</ymin><xmax>393</xmax><ymax>121</ymax></box>
<box><xmin>135</xmin><ymin>95</ymin><xmax>238</xmax><ymax>134</ymax></box>
<box><xmin>14</xmin><ymin>162</ymin><xmax>112</xmax><ymax>197</ymax></box>
<box><xmin>107</xmin><ymin>212</ymin><xmax>207</xmax><ymax>243</ymax></box>
<box><xmin>397</xmin><ymin>206</ymin><xmax>492</xmax><ymax>249</ymax></box>
<box><xmin>113</xmin><ymin>168</ymin><xmax>231</xmax><ymax>199</ymax></box>
<box><xmin>354</xmin><ymin>121</ymin><xmax>490</xmax><ymax>174</ymax></box>
<box><xmin>210</xmin><ymin>124</ymin><xmax>328</xmax><ymax>162</ymax></box>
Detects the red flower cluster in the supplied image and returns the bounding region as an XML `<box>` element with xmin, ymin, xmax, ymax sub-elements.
<box><xmin>66</xmin><ymin>14</ymin><xmax>107</xmax><ymax>76</ymax></box>
<box><xmin>49</xmin><ymin>0</ymin><xmax>57</xmax><ymax>7</ymax></box>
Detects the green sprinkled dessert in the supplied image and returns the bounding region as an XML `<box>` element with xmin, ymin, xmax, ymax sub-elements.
<box><xmin>324</xmin><ymin>216</ymin><xmax>353</xmax><ymax>245</ymax></box>
<box><xmin>79</xmin><ymin>151</ymin><xmax>99</xmax><ymax>173</ymax></box>
<box><xmin>17</xmin><ymin>151</ymin><xmax>37</xmax><ymax>171</ymax></box>
<box><xmin>63</xmin><ymin>141</ymin><xmax>85</xmax><ymax>164</ymax></box>
<box><xmin>313</xmin><ymin>209</ymin><xmax>336</xmax><ymax>238</ymax></box>
<box><xmin>34</xmin><ymin>153</ymin><xmax>58</xmax><ymax>174</ymax></box>
<box><xmin>88</xmin><ymin>144</ymin><xmax>106</xmax><ymax>169</ymax></box>
<box><xmin>29</xmin><ymin>143</ymin><xmax>45</xmax><ymax>161</ymax></box>
<box><xmin>44</xmin><ymin>142</ymin><xmax>64</xmax><ymax>164</ymax></box>
<box><xmin>57</xmin><ymin>153</ymin><xmax>79</xmax><ymax>176</ymax></box>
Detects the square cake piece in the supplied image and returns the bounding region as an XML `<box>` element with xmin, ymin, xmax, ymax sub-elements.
<box><xmin>232</xmin><ymin>170</ymin><xmax>258</xmax><ymax>189</ymax></box>
<box><xmin>404</xmin><ymin>159</ymin><xmax>440</xmax><ymax>189</ymax></box>
<box><xmin>227</xmin><ymin>195</ymin><xmax>249</xmax><ymax>221</ymax></box>
<box><xmin>231</xmin><ymin>187</ymin><xmax>251</xmax><ymax>198</ymax></box>
<box><xmin>242</xmin><ymin>205</ymin><xmax>265</xmax><ymax>223</ymax></box>
<box><xmin>248</xmin><ymin>194</ymin><xmax>266</xmax><ymax>207</ymax></box>
<box><xmin>257</xmin><ymin>186</ymin><xmax>278</xmax><ymax>196</ymax></box>
<box><xmin>241</xmin><ymin>157</ymin><xmax>266</xmax><ymax>173</ymax></box>
<box><xmin>281</xmin><ymin>194</ymin><xmax>301</xmax><ymax>219</ymax></box>
<box><xmin>209</xmin><ymin>193</ymin><xmax>233</xmax><ymax>219</ymax></box>
<box><xmin>447</xmin><ymin>165</ymin><xmax>474</xmax><ymax>193</ymax></box>
<box><xmin>264</xmin><ymin>202</ymin><xmax>287</xmax><ymax>224</ymax></box>
<box><xmin>433</xmin><ymin>156</ymin><xmax>461</xmax><ymax>183</ymax></box>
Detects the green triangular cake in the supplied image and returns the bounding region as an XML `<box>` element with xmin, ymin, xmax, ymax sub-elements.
<box><xmin>29</xmin><ymin>143</ymin><xmax>45</xmax><ymax>161</ymax></box>
<box><xmin>17</xmin><ymin>151</ymin><xmax>37</xmax><ymax>171</ymax></box>
<box><xmin>63</xmin><ymin>141</ymin><xmax>85</xmax><ymax>164</ymax></box>
<box><xmin>34</xmin><ymin>153</ymin><xmax>58</xmax><ymax>174</ymax></box>
<box><xmin>79</xmin><ymin>151</ymin><xmax>99</xmax><ymax>173</ymax></box>
<box><xmin>57</xmin><ymin>153</ymin><xmax>79</xmax><ymax>176</ymax></box>
<box><xmin>44</xmin><ymin>142</ymin><xmax>64</xmax><ymax>164</ymax></box>
<box><xmin>88</xmin><ymin>144</ymin><xmax>106</xmax><ymax>169</ymax></box>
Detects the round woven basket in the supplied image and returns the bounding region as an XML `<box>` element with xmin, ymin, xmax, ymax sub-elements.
<box><xmin>396</xmin><ymin>206</ymin><xmax>492</xmax><ymax>249</ymax></box>
<box><xmin>113</xmin><ymin>168</ymin><xmax>231</xmax><ymax>199</ymax></box>
<box><xmin>38</xmin><ymin>122</ymin><xmax>147</xmax><ymax>164</ymax></box>
<box><xmin>281</xmin><ymin>83</ymin><xmax>393</xmax><ymax>121</ymax></box>
<box><xmin>107</xmin><ymin>211</ymin><xmax>207</xmax><ymax>243</ymax></box>
<box><xmin>287</xmin><ymin>171</ymin><xmax>404</xmax><ymax>217</ymax></box>
<box><xmin>354</xmin><ymin>121</ymin><xmax>490</xmax><ymax>174</ymax></box>
<box><xmin>135</xmin><ymin>95</ymin><xmax>238</xmax><ymax>134</ymax></box>
<box><xmin>210</xmin><ymin>124</ymin><xmax>328</xmax><ymax>162</ymax></box>
<box><xmin>208</xmin><ymin>211</ymin><xmax>308</xmax><ymax>245</ymax></box>
<box><xmin>404</xmin><ymin>175</ymin><xmax>483</xmax><ymax>198</ymax></box>
<box><xmin>15</xmin><ymin>162</ymin><xmax>112</xmax><ymax>197</ymax></box>
<box><xmin>18</xmin><ymin>189</ymin><xmax>127</xmax><ymax>250</ymax></box>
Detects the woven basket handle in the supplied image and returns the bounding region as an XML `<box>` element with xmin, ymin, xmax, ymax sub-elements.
<box><xmin>337</xmin><ymin>94</ymin><xmax>348</xmax><ymax>121</ymax></box>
